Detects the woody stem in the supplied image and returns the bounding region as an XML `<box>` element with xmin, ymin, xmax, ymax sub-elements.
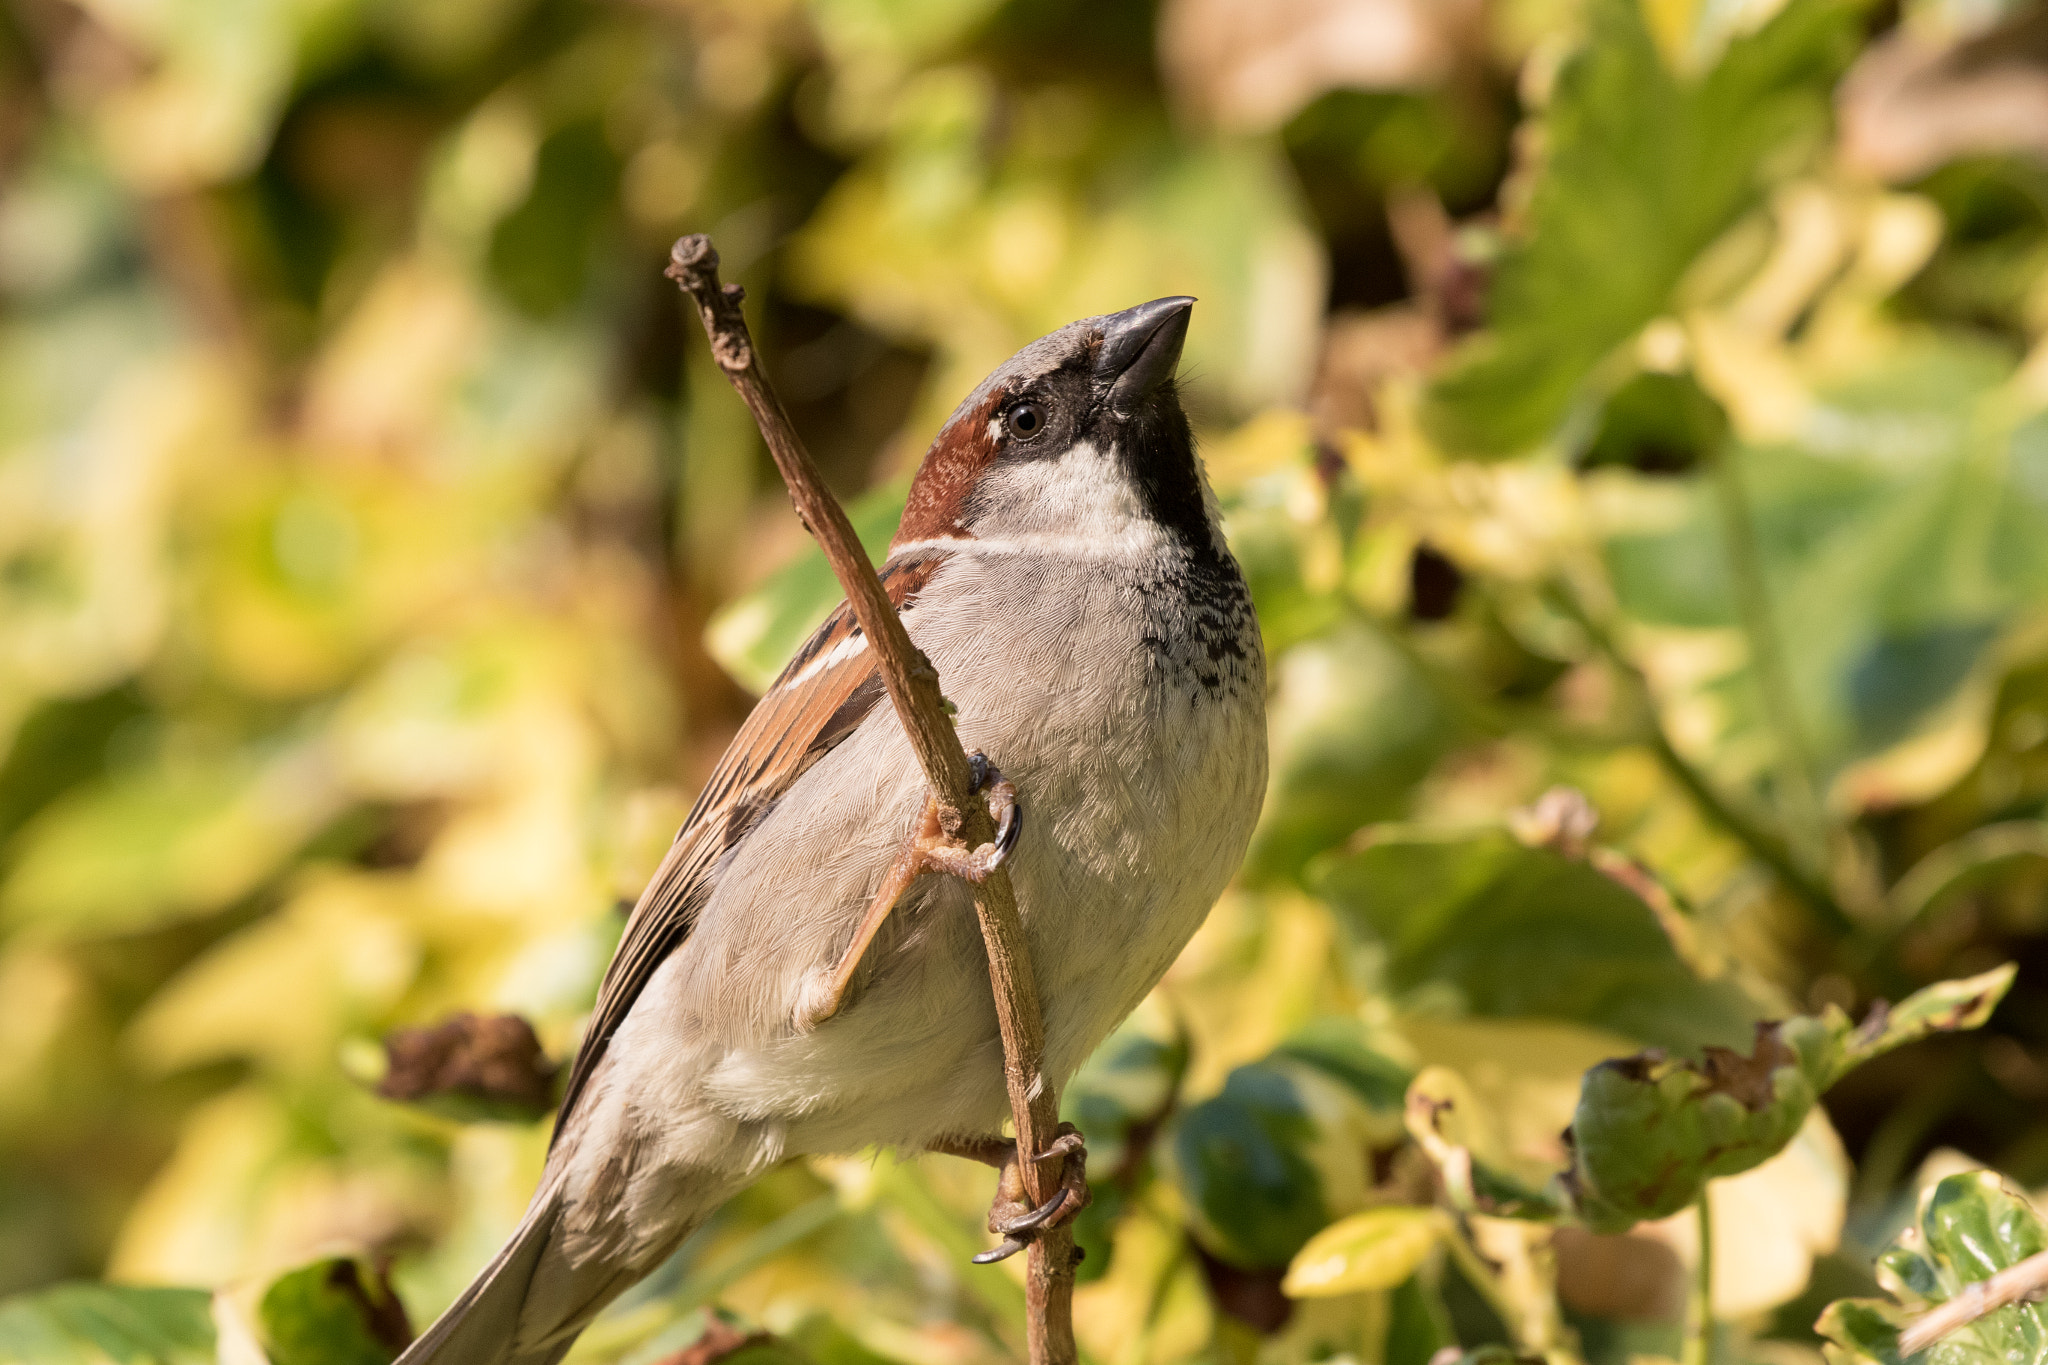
<box><xmin>665</xmin><ymin>235</ymin><xmax>1078</xmax><ymax>1365</ymax></box>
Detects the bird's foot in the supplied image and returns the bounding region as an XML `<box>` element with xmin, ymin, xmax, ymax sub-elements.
<box><xmin>794</xmin><ymin>754</ymin><xmax>1021</xmax><ymax>1031</ymax></box>
<box><xmin>935</xmin><ymin>1124</ymin><xmax>1090</xmax><ymax>1265</ymax></box>
<box><xmin>918</xmin><ymin>753</ymin><xmax>1021</xmax><ymax>884</ymax></box>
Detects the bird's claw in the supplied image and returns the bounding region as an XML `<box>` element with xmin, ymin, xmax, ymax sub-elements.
<box><xmin>970</xmin><ymin>1236</ymin><xmax>1032</xmax><ymax>1266</ymax></box>
<box><xmin>970</xmin><ymin>1124</ymin><xmax>1090</xmax><ymax>1265</ymax></box>
<box><xmin>921</xmin><ymin>753</ymin><xmax>1021</xmax><ymax>883</ymax></box>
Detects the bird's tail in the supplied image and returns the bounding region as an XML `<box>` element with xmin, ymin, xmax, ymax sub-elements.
<box><xmin>395</xmin><ymin>1189</ymin><xmax>572</xmax><ymax>1365</ymax></box>
<box><xmin>395</xmin><ymin>1178</ymin><xmax>682</xmax><ymax>1365</ymax></box>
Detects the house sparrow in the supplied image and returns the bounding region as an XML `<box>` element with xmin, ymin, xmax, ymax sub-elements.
<box><xmin>399</xmin><ymin>297</ymin><xmax>1267</xmax><ymax>1365</ymax></box>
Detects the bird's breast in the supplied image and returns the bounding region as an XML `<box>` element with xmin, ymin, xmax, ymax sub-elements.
<box><xmin>917</xmin><ymin>545</ymin><xmax>1267</xmax><ymax>1082</ymax></box>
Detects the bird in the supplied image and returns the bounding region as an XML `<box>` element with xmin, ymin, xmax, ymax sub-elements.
<box><xmin>396</xmin><ymin>296</ymin><xmax>1268</xmax><ymax>1365</ymax></box>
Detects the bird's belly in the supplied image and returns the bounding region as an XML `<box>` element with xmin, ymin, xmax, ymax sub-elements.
<box><xmin>997</xmin><ymin>674</ymin><xmax>1266</xmax><ymax>1090</ymax></box>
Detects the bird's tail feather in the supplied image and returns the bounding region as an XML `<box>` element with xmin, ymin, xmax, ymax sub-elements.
<box><xmin>395</xmin><ymin>1172</ymin><xmax>720</xmax><ymax>1365</ymax></box>
<box><xmin>396</xmin><ymin>1185</ymin><xmax>580</xmax><ymax>1365</ymax></box>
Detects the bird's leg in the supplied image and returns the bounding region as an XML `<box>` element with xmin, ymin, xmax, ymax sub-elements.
<box><xmin>931</xmin><ymin>1123</ymin><xmax>1091</xmax><ymax>1265</ymax></box>
<box><xmin>795</xmin><ymin>754</ymin><xmax>1022</xmax><ymax>1031</ymax></box>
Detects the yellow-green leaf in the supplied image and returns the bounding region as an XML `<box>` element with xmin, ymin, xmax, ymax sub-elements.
<box><xmin>1283</xmin><ymin>1206</ymin><xmax>1447</xmax><ymax>1298</ymax></box>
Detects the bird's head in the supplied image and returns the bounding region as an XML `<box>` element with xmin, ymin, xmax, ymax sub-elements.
<box><xmin>891</xmin><ymin>297</ymin><xmax>1213</xmax><ymax>554</ymax></box>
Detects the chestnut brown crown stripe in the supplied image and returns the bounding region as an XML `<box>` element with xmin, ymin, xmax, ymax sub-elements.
<box><xmin>894</xmin><ymin>387</ymin><xmax>1006</xmax><ymax>546</ymax></box>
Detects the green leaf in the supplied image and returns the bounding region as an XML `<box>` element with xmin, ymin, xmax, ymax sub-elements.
<box><xmin>1565</xmin><ymin>965</ymin><xmax>2014</xmax><ymax>1233</ymax></box>
<box><xmin>0</xmin><ymin>1283</ymin><xmax>214</xmax><ymax>1365</ymax></box>
<box><xmin>1818</xmin><ymin>965</ymin><xmax>2013</xmax><ymax>1085</ymax></box>
<box><xmin>1315</xmin><ymin>828</ymin><xmax>1758</xmax><ymax>1051</ymax></box>
<box><xmin>1273</xmin><ymin>1017</ymin><xmax>1414</xmax><ymax>1114</ymax></box>
<box><xmin>1166</xmin><ymin>1061</ymin><xmax>1330</xmax><ymax>1269</ymax></box>
<box><xmin>1245</xmin><ymin>621</ymin><xmax>1458</xmax><ymax>886</ymax></box>
<box><xmin>1283</xmin><ymin>1206</ymin><xmax>1447</xmax><ymax>1298</ymax></box>
<box><xmin>1819</xmin><ymin>1171</ymin><xmax>2048</xmax><ymax>1365</ymax></box>
<box><xmin>704</xmin><ymin>480</ymin><xmax>906</xmax><ymax>694</ymax></box>
<box><xmin>1600</xmin><ymin>330</ymin><xmax>2038</xmax><ymax>784</ymax></box>
<box><xmin>1062</xmin><ymin>1019</ymin><xmax>1187</xmax><ymax>1174</ymax></box>
<box><xmin>259</xmin><ymin>1258</ymin><xmax>411</xmax><ymax>1365</ymax></box>
<box><xmin>1424</xmin><ymin>0</ymin><xmax>1865</xmax><ymax>454</ymax></box>
<box><xmin>1060</xmin><ymin>1018</ymin><xmax>1190</xmax><ymax>1282</ymax></box>
<box><xmin>786</xmin><ymin>1315</ymin><xmax>914</xmax><ymax>1365</ymax></box>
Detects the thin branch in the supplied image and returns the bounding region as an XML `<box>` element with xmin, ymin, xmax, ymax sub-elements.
<box><xmin>1897</xmin><ymin>1247</ymin><xmax>2048</xmax><ymax>1357</ymax></box>
<box><xmin>665</xmin><ymin>235</ymin><xmax>1079</xmax><ymax>1365</ymax></box>
<box><xmin>1547</xmin><ymin>586</ymin><xmax>1854</xmax><ymax>937</ymax></box>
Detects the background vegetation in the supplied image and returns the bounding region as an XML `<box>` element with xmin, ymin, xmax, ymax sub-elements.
<box><xmin>4</xmin><ymin>0</ymin><xmax>2048</xmax><ymax>1362</ymax></box>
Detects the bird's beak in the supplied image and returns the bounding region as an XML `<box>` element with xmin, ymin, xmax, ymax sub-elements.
<box><xmin>1098</xmin><ymin>296</ymin><xmax>1194</xmax><ymax>413</ymax></box>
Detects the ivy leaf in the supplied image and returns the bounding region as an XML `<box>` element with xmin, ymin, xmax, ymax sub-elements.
<box><xmin>1819</xmin><ymin>1171</ymin><xmax>2048</xmax><ymax>1365</ymax></box>
<box><xmin>1062</xmin><ymin>1020</ymin><xmax>1188</xmax><ymax>1175</ymax></box>
<box><xmin>1316</xmin><ymin>829</ymin><xmax>1758</xmax><ymax>1052</ymax></box>
<box><xmin>1166</xmin><ymin>1061</ymin><xmax>1331</xmax><ymax>1269</ymax></box>
<box><xmin>1061</xmin><ymin>1020</ymin><xmax>1190</xmax><ymax>1283</ymax></box>
<box><xmin>0</xmin><ymin>1283</ymin><xmax>214</xmax><ymax>1365</ymax></box>
<box><xmin>1273</xmin><ymin>1016</ymin><xmax>1414</xmax><ymax>1115</ymax></box>
<box><xmin>1565</xmin><ymin>965</ymin><xmax>2014</xmax><ymax>1233</ymax></box>
<box><xmin>1</xmin><ymin>749</ymin><xmax>341</xmax><ymax>939</ymax></box>
<box><xmin>1282</xmin><ymin>1206</ymin><xmax>1448</xmax><ymax>1299</ymax></box>
<box><xmin>1247</xmin><ymin>622</ymin><xmax>1458</xmax><ymax>887</ymax></box>
<box><xmin>259</xmin><ymin>1257</ymin><xmax>412</xmax><ymax>1365</ymax></box>
<box><xmin>1424</xmin><ymin>0</ymin><xmax>1865</xmax><ymax>455</ymax></box>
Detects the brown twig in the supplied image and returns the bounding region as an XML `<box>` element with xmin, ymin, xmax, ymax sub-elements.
<box><xmin>665</xmin><ymin>235</ymin><xmax>1079</xmax><ymax>1365</ymax></box>
<box><xmin>1897</xmin><ymin>1247</ymin><xmax>2048</xmax><ymax>1357</ymax></box>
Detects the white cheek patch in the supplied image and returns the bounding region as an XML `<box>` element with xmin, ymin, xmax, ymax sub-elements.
<box><xmin>899</xmin><ymin>439</ymin><xmax>1168</xmax><ymax>561</ymax></box>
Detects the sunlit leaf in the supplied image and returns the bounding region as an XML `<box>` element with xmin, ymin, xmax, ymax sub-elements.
<box><xmin>704</xmin><ymin>480</ymin><xmax>906</xmax><ymax>694</ymax></box>
<box><xmin>1818</xmin><ymin>1171</ymin><xmax>2048</xmax><ymax>1365</ymax></box>
<box><xmin>1</xmin><ymin>750</ymin><xmax>343</xmax><ymax>939</ymax></box>
<box><xmin>1404</xmin><ymin>1066</ymin><xmax>1565</xmax><ymax>1221</ymax></box>
<box><xmin>1246</xmin><ymin>622</ymin><xmax>1458</xmax><ymax>886</ymax></box>
<box><xmin>1425</xmin><ymin>0</ymin><xmax>1865</xmax><ymax>454</ymax></box>
<box><xmin>1282</xmin><ymin>1206</ymin><xmax>1447</xmax><ymax>1299</ymax></box>
<box><xmin>1703</xmin><ymin>1108</ymin><xmax>1848</xmax><ymax>1316</ymax></box>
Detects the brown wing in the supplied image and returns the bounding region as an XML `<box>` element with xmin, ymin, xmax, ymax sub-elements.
<box><xmin>550</xmin><ymin>551</ymin><xmax>945</xmax><ymax>1135</ymax></box>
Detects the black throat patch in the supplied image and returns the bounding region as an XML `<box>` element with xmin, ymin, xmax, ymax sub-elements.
<box><xmin>1109</xmin><ymin>380</ymin><xmax>1221</xmax><ymax>561</ymax></box>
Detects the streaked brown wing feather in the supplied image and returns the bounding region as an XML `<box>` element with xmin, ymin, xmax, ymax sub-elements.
<box><xmin>550</xmin><ymin>551</ymin><xmax>943</xmax><ymax>1135</ymax></box>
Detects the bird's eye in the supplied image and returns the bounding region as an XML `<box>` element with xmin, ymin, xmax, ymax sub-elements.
<box><xmin>1004</xmin><ymin>401</ymin><xmax>1046</xmax><ymax>440</ymax></box>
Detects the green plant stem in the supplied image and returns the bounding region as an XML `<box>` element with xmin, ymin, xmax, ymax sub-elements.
<box><xmin>1709</xmin><ymin>448</ymin><xmax>1830</xmax><ymax>869</ymax></box>
<box><xmin>1683</xmin><ymin>1190</ymin><xmax>1714</xmax><ymax>1365</ymax></box>
<box><xmin>1641</xmin><ymin>720</ymin><xmax>1849</xmax><ymax>935</ymax></box>
<box><xmin>1549</xmin><ymin>587</ymin><xmax>1854</xmax><ymax>936</ymax></box>
<box><xmin>1443</xmin><ymin>1220</ymin><xmax>1522</xmax><ymax>1341</ymax></box>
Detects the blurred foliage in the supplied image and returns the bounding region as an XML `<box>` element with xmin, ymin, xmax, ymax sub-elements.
<box><xmin>7</xmin><ymin>0</ymin><xmax>2048</xmax><ymax>1363</ymax></box>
